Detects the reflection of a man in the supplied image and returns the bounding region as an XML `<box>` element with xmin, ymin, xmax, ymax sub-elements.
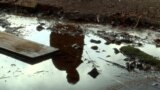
<box><xmin>50</xmin><ymin>24</ymin><xmax>84</xmax><ymax>84</ymax></box>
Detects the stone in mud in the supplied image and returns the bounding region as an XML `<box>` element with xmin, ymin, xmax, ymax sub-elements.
<box><xmin>91</xmin><ymin>46</ymin><xmax>98</xmax><ymax>50</ymax></box>
<box><xmin>104</xmin><ymin>41</ymin><xmax>111</xmax><ymax>45</ymax></box>
<box><xmin>136</xmin><ymin>43</ymin><xmax>143</xmax><ymax>47</ymax></box>
<box><xmin>36</xmin><ymin>24</ymin><xmax>44</xmax><ymax>31</ymax></box>
<box><xmin>113</xmin><ymin>48</ymin><xmax>119</xmax><ymax>54</ymax></box>
<box><xmin>90</xmin><ymin>39</ymin><xmax>101</xmax><ymax>44</ymax></box>
<box><xmin>106</xmin><ymin>55</ymin><xmax>111</xmax><ymax>57</ymax></box>
<box><xmin>88</xmin><ymin>68</ymin><xmax>99</xmax><ymax>78</ymax></box>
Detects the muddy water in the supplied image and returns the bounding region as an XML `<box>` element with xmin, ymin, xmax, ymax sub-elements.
<box><xmin>0</xmin><ymin>14</ymin><xmax>160</xmax><ymax>90</ymax></box>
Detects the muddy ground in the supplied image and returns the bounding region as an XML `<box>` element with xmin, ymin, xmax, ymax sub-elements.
<box><xmin>0</xmin><ymin>1</ymin><xmax>160</xmax><ymax>90</ymax></box>
<box><xmin>0</xmin><ymin>0</ymin><xmax>160</xmax><ymax>29</ymax></box>
<box><xmin>0</xmin><ymin>13</ymin><xmax>159</xmax><ymax>90</ymax></box>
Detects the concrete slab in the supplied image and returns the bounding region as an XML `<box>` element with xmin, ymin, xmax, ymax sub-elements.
<box><xmin>0</xmin><ymin>32</ymin><xmax>58</xmax><ymax>64</ymax></box>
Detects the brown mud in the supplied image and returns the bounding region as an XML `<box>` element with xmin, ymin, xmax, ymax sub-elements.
<box><xmin>0</xmin><ymin>0</ymin><xmax>160</xmax><ymax>29</ymax></box>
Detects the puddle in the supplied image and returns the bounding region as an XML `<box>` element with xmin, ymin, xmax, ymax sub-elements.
<box><xmin>0</xmin><ymin>13</ymin><xmax>160</xmax><ymax>90</ymax></box>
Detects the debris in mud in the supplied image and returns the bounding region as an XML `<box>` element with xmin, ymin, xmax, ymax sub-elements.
<box><xmin>5</xmin><ymin>26</ymin><xmax>24</xmax><ymax>36</ymax></box>
<box><xmin>11</xmin><ymin>64</ymin><xmax>16</xmax><ymax>67</ymax></box>
<box><xmin>8</xmin><ymin>70</ymin><xmax>11</xmax><ymax>73</ymax></box>
<box><xmin>106</xmin><ymin>55</ymin><xmax>111</xmax><ymax>57</ymax></box>
<box><xmin>135</xmin><ymin>43</ymin><xmax>143</xmax><ymax>47</ymax></box>
<box><xmin>96</xmin><ymin>51</ymin><xmax>100</xmax><ymax>53</ymax></box>
<box><xmin>34</xmin><ymin>70</ymin><xmax>48</xmax><ymax>74</ymax></box>
<box><xmin>113</xmin><ymin>48</ymin><xmax>120</xmax><ymax>54</ymax></box>
<box><xmin>120</xmin><ymin>46</ymin><xmax>160</xmax><ymax>70</ymax></box>
<box><xmin>88</xmin><ymin>68</ymin><xmax>99</xmax><ymax>79</ymax></box>
<box><xmin>91</xmin><ymin>46</ymin><xmax>98</xmax><ymax>50</ymax></box>
<box><xmin>152</xmin><ymin>83</ymin><xmax>159</xmax><ymax>86</ymax></box>
<box><xmin>90</xmin><ymin>39</ymin><xmax>101</xmax><ymax>44</ymax></box>
<box><xmin>0</xmin><ymin>76</ymin><xmax>10</xmax><ymax>79</ymax></box>
<box><xmin>99</xmin><ymin>57</ymin><xmax>127</xmax><ymax>69</ymax></box>
<box><xmin>72</xmin><ymin>43</ymin><xmax>81</xmax><ymax>49</ymax></box>
<box><xmin>97</xmin><ymin>31</ymin><xmax>142</xmax><ymax>45</ymax></box>
<box><xmin>52</xmin><ymin>23</ymin><xmax>83</xmax><ymax>36</ymax></box>
<box><xmin>126</xmin><ymin>60</ymin><xmax>152</xmax><ymax>71</ymax></box>
<box><xmin>0</xmin><ymin>19</ymin><xmax>11</xmax><ymax>28</ymax></box>
<box><xmin>126</xmin><ymin>61</ymin><xmax>136</xmax><ymax>71</ymax></box>
<box><xmin>136</xmin><ymin>62</ymin><xmax>144</xmax><ymax>70</ymax></box>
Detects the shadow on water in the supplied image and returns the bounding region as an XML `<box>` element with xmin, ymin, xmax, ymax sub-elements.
<box><xmin>0</xmin><ymin>47</ymin><xmax>57</xmax><ymax>65</ymax></box>
<box><xmin>50</xmin><ymin>25</ymin><xmax>84</xmax><ymax>84</ymax></box>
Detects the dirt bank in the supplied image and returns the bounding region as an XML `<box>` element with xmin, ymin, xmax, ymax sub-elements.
<box><xmin>1</xmin><ymin>0</ymin><xmax>160</xmax><ymax>29</ymax></box>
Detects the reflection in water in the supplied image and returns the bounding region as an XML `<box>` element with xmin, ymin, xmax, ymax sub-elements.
<box><xmin>0</xmin><ymin>14</ymin><xmax>159</xmax><ymax>90</ymax></box>
<box><xmin>50</xmin><ymin>27</ymin><xmax>84</xmax><ymax>84</ymax></box>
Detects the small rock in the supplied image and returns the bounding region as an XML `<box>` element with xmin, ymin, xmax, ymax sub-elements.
<box><xmin>90</xmin><ymin>39</ymin><xmax>101</xmax><ymax>44</ymax></box>
<box><xmin>91</xmin><ymin>46</ymin><xmax>98</xmax><ymax>50</ymax></box>
<box><xmin>36</xmin><ymin>25</ymin><xmax>44</xmax><ymax>31</ymax></box>
<box><xmin>113</xmin><ymin>48</ymin><xmax>120</xmax><ymax>54</ymax></box>
<box><xmin>137</xmin><ymin>43</ymin><xmax>143</xmax><ymax>47</ymax></box>
<box><xmin>105</xmin><ymin>41</ymin><xmax>111</xmax><ymax>45</ymax></box>
<box><xmin>124</xmin><ymin>58</ymin><xmax>130</xmax><ymax>61</ymax></box>
<box><xmin>106</xmin><ymin>55</ymin><xmax>111</xmax><ymax>57</ymax></box>
<box><xmin>88</xmin><ymin>68</ymin><xmax>99</xmax><ymax>78</ymax></box>
<box><xmin>39</xmin><ymin>23</ymin><xmax>45</xmax><ymax>26</ymax></box>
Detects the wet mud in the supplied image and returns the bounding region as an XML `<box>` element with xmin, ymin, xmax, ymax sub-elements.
<box><xmin>1</xmin><ymin>0</ymin><xmax>160</xmax><ymax>29</ymax></box>
<box><xmin>0</xmin><ymin>7</ymin><xmax>160</xmax><ymax>90</ymax></box>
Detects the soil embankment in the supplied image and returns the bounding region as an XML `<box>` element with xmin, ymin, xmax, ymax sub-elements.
<box><xmin>0</xmin><ymin>0</ymin><xmax>160</xmax><ymax>29</ymax></box>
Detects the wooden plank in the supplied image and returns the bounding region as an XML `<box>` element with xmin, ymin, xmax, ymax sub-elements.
<box><xmin>0</xmin><ymin>32</ymin><xmax>58</xmax><ymax>64</ymax></box>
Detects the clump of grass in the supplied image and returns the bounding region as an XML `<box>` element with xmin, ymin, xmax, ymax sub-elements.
<box><xmin>120</xmin><ymin>46</ymin><xmax>160</xmax><ymax>68</ymax></box>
